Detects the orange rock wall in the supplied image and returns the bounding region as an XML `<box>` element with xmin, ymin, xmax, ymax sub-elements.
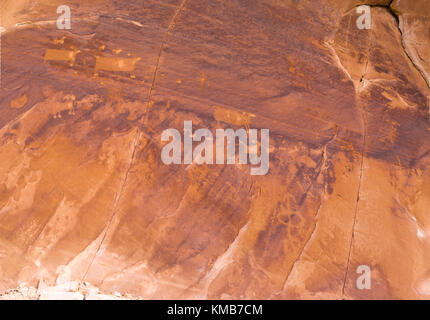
<box><xmin>0</xmin><ymin>0</ymin><xmax>429</xmax><ymax>299</ymax></box>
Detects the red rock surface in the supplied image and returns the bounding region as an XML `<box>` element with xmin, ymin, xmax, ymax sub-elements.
<box><xmin>0</xmin><ymin>0</ymin><xmax>429</xmax><ymax>299</ymax></box>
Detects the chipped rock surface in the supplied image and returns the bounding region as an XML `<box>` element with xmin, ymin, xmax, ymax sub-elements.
<box><xmin>0</xmin><ymin>0</ymin><xmax>429</xmax><ymax>299</ymax></box>
<box><xmin>0</xmin><ymin>281</ymin><xmax>136</xmax><ymax>300</ymax></box>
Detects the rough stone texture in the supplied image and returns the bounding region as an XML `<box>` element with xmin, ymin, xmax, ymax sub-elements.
<box><xmin>0</xmin><ymin>0</ymin><xmax>429</xmax><ymax>299</ymax></box>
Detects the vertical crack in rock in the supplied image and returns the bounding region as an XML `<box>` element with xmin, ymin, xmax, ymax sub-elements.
<box><xmin>339</xmin><ymin>9</ymin><xmax>372</xmax><ymax>298</ymax></box>
<box><xmin>341</xmin><ymin>1</ymin><xmax>429</xmax><ymax>297</ymax></box>
<box><xmin>80</xmin><ymin>0</ymin><xmax>189</xmax><ymax>284</ymax></box>
<box><xmin>341</xmin><ymin>132</ymin><xmax>365</xmax><ymax>298</ymax></box>
<box><xmin>324</xmin><ymin>20</ymin><xmax>367</xmax><ymax>298</ymax></box>
<box><xmin>281</xmin><ymin>128</ymin><xmax>338</xmax><ymax>292</ymax></box>
<box><xmin>145</xmin><ymin>0</ymin><xmax>189</xmax><ymax>115</ymax></box>
<box><xmin>80</xmin><ymin>128</ymin><xmax>142</xmax><ymax>283</ymax></box>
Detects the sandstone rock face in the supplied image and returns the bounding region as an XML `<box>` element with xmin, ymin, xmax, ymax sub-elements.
<box><xmin>0</xmin><ymin>0</ymin><xmax>429</xmax><ymax>299</ymax></box>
